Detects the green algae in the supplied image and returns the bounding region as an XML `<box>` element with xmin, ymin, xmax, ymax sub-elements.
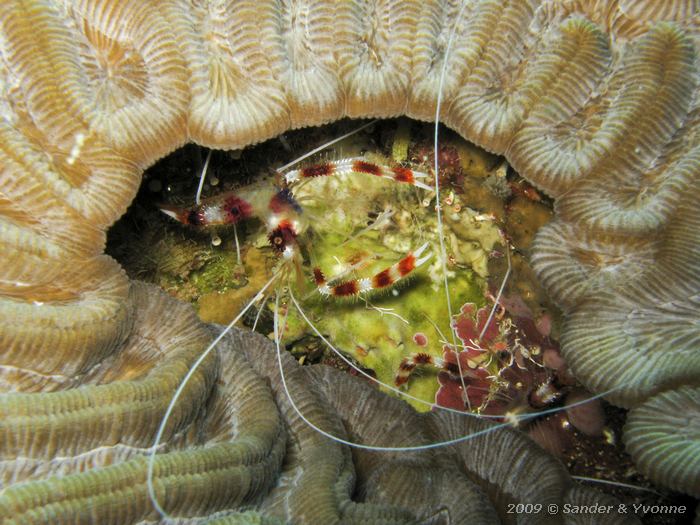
<box><xmin>108</xmin><ymin>211</ymin><xmax>250</xmax><ymax>306</ymax></box>
<box><xmin>189</xmin><ymin>248</ymin><xmax>243</xmax><ymax>295</ymax></box>
<box><xmin>197</xmin><ymin>246</ymin><xmax>272</xmax><ymax>325</ymax></box>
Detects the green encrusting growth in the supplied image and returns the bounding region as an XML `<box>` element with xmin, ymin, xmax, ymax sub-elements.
<box><xmin>281</xmin><ymin>166</ymin><xmax>502</xmax><ymax>411</ymax></box>
<box><xmin>300</xmin><ymin>270</ymin><xmax>484</xmax><ymax>410</ymax></box>
<box><xmin>189</xmin><ymin>248</ymin><xmax>246</xmax><ymax>295</ymax></box>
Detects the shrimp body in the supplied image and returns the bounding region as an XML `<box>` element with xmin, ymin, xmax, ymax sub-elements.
<box><xmin>160</xmin><ymin>156</ymin><xmax>433</xmax><ymax>281</ymax></box>
<box><xmin>160</xmin><ymin>183</ymin><xmax>277</xmax><ymax>227</ymax></box>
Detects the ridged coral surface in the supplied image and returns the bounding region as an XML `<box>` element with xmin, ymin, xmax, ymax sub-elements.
<box><xmin>0</xmin><ymin>0</ymin><xmax>698</xmax><ymax>522</ymax></box>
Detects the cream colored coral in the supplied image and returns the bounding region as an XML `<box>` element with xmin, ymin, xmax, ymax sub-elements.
<box><xmin>624</xmin><ymin>385</ymin><xmax>700</xmax><ymax>497</ymax></box>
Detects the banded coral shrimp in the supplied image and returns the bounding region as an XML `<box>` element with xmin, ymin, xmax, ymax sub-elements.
<box><xmin>117</xmin><ymin>115</ymin><xmax>678</xmax><ymax>521</ymax></box>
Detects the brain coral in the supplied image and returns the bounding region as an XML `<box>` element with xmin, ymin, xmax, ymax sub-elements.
<box><xmin>0</xmin><ymin>0</ymin><xmax>698</xmax><ymax>523</ymax></box>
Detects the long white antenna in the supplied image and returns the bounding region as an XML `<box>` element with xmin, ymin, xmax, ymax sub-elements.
<box><xmin>195</xmin><ymin>149</ymin><xmax>213</xmax><ymax>205</ymax></box>
<box><xmin>571</xmin><ymin>476</ymin><xmax>661</xmax><ymax>495</ymax></box>
<box><xmin>251</xmin><ymin>291</ymin><xmax>269</xmax><ymax>332</ymax></box>
<box><xmin>289</xmin><ymin>290</ymin><xmax>503</xmax><ymax>419</ymax></box>
<box><xmin>147</xmin><ymin>272</ymin><xmax>278</xmax><ymax>518</ymax></box>
<box><xmin>433</xmin><ymin>0</ymin><xmax>472</xmax><ymax>408</ymax></box>
<box><xmin>479</xmin><ymin>243</ymin><xmax>511</xmax><ymax>341</ymax></box>
<box><xmin>276</xmin><ymin>294</ymin><xmax>514</xmax><ymax>451</ymax></box>
<box><xmin>279</xmin><ymin>293</ymin><xmax>630</xmax><ymax>451</ymax></box>
<box><xmin>276</xmin><ymin>119</ymin><xmax>377</xmax><ymax>173</ymax></box>
<box><xmin>233</xmin><ymin>224</ymin><xmax>241</xmax><ymax>264</ymax></box>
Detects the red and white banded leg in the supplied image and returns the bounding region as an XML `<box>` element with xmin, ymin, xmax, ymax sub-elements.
<box><xmin>284</xmin><ymin>158</ymin><xmax>433</xmax><ymax>191</ymax></box>
<box><xmin>313</xmin><ymin>242</ymin><xmax>432</xmax><ymax>297</ymax></box>
<box><xmin>395</xmin><ymin>352</ymin><xmax>445</xmax><ymax>386</ymax></box>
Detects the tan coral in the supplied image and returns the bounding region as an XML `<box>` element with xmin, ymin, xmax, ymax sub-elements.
<box><xmin>530</xmin><ymin>220</ymin><xmax>659</xmax><ymax>311</ymax></box>
<box><xmin>0</xmin><ymin>121</ymin><xmax>109</xmax><ymax>259</ymax></box>
<box><xmin>408</xmin><ymin>0</ymin><xmax>481</xmax><ymax>121</ymax></box>
<box><xmin>163</xmin><ymin>0</ymin><xmax>290</xmax><ymax>149</ymax></box>
<box><xmin>506</xmin><ymin>15</ymin><xmax>612</xmax><ymax>196</ymax></box>
<box><xmin>548</xmin><ymin>170</ymin><xmax>700</xmax><ymax>407</ymax></box>
<box><xmin>554</xmin><ymin>145</ymin><xmax>699</xmax><ymax>235</ymax></box>
<box><xmin>624</xmin><ymin>385</ymin><xmax>700</xmax><ymax>497</ymax></box>
<box><xmin>1</xmin><ymin>285</ymin><xmax>287</xmax><ymax>522</ymax></box>
<box><xmin>59</xmin><ymin>0</ymin><xmax>190</xmax><ymax>167</ymax></box>
<box><xmin>445</xmin><ymin>0</ymin><xmax>540</xmax><ymax>152</ymax></box>
<box><xmin>560</xmin><ymin>287</ymin><xmax>700</xmax><ymax>408</ymax></box>
<box><xmin>0</xmin><ymin>256</ymin><xmax>133</xmax><ymax>393</ymax></box>
<box><xmin>267</xmin><ymin>0</ymin><xmax>345</xmax><ymax>128</ymax></box>
<box><xmin>511</xmin><ymin>21</ymin><xmax>695</xmax><ymax>197</ymax></box>
<box><xmin>618</xmin><ymin>0</ymin><xmax>700</xmax><ymax>27</ymax></box>
<box><xmin>1</xmin><ymin>282</ymin><xmax>216</xmax><ymax>484</ymax></box>
<box><xmin>534</xmin><ymin>0</ymin><xmax>700</xmax><ymax>40</ymax></box>
<box><xmin>0</xmin><ymin>0</ymin><xmax>190</xmax><ymax>169</ymax></box>
<box><xmin>336</xmin><ymin>0</ymin><xmax>420</xmax><ymax>118</ymax></box>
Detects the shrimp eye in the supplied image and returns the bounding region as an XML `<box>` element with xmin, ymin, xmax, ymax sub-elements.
<box><xmin>268</xmin><ymin>220</ymin><xmax>297</xmax><ymax>254</ymax></box>
<box><xmin>187</xmin><ymin>209</ymin><xmax>203</xmax><ymax>226</ymax></box>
